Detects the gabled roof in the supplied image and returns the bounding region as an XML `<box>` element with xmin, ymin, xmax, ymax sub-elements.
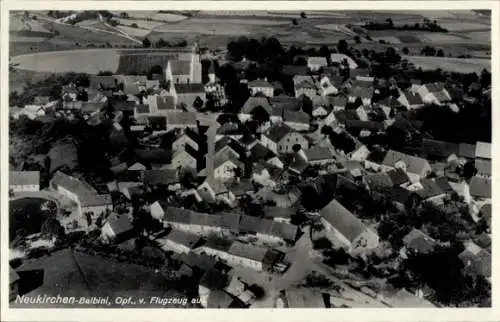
<box><xmin>364</xmin><ymin>172</ymin><xmax>393</xmax><ymax>191</ymax></box>
<box><xmin>382</xmin><ymin>150</ymin><xmax>430</xmax><ymax>175</ymax></box>
<box><xmin>294</xmin><ymin>78</ymin><xmax>317</xmax><ymax>90</ymax></box>
<box><xmin>403</xmin><ymin>90</ymin><xmax>424</xmax><ymax>105</ymax></box>
<box><xmin>417</xmin><ymin>178</ymin><xmax>445</xmax><ymax>199</ymax></box>
<box><xmin>475</xmin><ymin>159</ymin><xmax>491</xmax><ymax>176</ymax></box>
<box><xmin>328</xmin><ymin>95</ymin><xmax>347</xmax><ymax>107</ymax></box>
<box><xmin>469</xmin><ymin>176</ymin><xmax>491</xmax><ymax>199</ymax></box>
<box><xmin>378</xmin><ymin>96</ymin><xmax>403</xmax><ymax>108</ymax></box>
<box><xmin>10</xmin><ymin>171</ymin><xmax>40</xmax><ymax>186</ymax></box>
<box><xmin>105</xmin><ymin>215</ymin><xmax>133</xmax><ymax>236</ymax></box>
<box><xmin>241</xmin><ymin>97</ymin><xmax>273</xmax><ymax>115</ymax></box>
<box><xmin>169</xmin><ymin>60</ymin><xmax>191</xmax><ymax>75</ymax></box>
<box><xmin>250</xmin><ymin>143</ymin><xmax>276</xmax><ymax>161</ymax></box>
<box><xmin>387</xmin><ymin>168</ymin><xmax>410</xmax><ymax>186</ymax></box>
<box><xmin>348</xmin><ymin>86</ymin><xmax>373</xmax><ymax>99</ymax></box>
<box><xmin>143</xmin><ymin>169</ymin><xmax>178</xmax><ymax>185</ymax></box>
<box><xmin>51</xmin><ymin>171</ymin><xmax>97</xmax><ymax>196</ymax></box>
<box><xmin>330</xmin><ymin>53</ymin><xmax>358</xmax><ymax>69</ymax></box>
<box><xmin>167</xmin><ymin>112</ymin><xmax>197</xmax><ymax>125</ymax></box>
<box><xmin>135</xmin><ymin>104</ymin><xmax>150</xmax><ymax>114</ymax></box>
<box><xmin>165</xmin><ymin>229</ymin><xmax>201</xmax><ymax>248</ymax></box>
<box><xmin>270</xmin><ymin>95</ymin><xmax>301</xmax><ymax>111</ymax></box>
<box><xmin>10</xmin><ymin>267</ymin><xmax>20</xmax><ymax>284</ymax></box>
<box><xmin>134</xmin><ymin>149</ymin><xmax>172</xmax><ymax>164</ymax></box>
<box><xmin>402</xmin><ymin>229</ymin><xmax>436</xmax><ymax>254</ymax></box>
<box><xmin>424</xmin><ymin>82</ymin><xmax>446</xmax><ymax>93</ymax></box>
<box><xmin>265</xmin><ymin>123</ymin><xmax>294</xmax><ymax>142</ymax></box>
<box><xmin>459</xmin><ymin>143</ymin><xmax>476</xmax><ymax>159</ymax></box>
<box><xmin>422</xmin><ymin>139</ymin><xmax>459</xmax><ymax>159</ymax></box>
<box><xmin>281</xmin><ymin>65</ymin><xmax>308</xmax><ymax>76</ymax></box>
<box><xmin>174</xmin><ymin>83</ymin><xmax>205</xmax><ymax>94</ymax></box>
<box><xmin>434</xmin><ymin>177</ymin><xmax>454</xmax><ymax>193</ymax></box>
<box><xmin>319</xmin><ymin>199</ymin><xmax>368</xmax><ymax>243</ymax></box>
<box><xmin>228</xmin><ymin>241</ymin><xmax>271</xmax><ymax>263</ymax></box>
<box><xmin>475</xmin><ymin>141</ymin><xmax>491</xmax><ymax>160</ymax></box>
<box><xmin>304</xmin><ymin>146</ymin><xmax>333</xmax><ymax>162</ymax></box>
<box><xmin>283</xmin><ymin>110</ymin><xmax>310</xmax><ymax>124</ymax></box>
<box><xmin>458</xmin><ymin>241</ymin><xmax>491</xmax><ymax>278</ymax></box>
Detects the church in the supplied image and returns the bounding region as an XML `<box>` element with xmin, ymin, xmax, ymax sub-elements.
<box><xmin>165</xmin><ymin>42</ymin><xmax>202</xmax><ymax>84</ymax></box>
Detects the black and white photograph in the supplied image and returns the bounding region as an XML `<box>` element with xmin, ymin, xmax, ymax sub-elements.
<box><xmin>4</xmin><ymin>1</ymin><xmax>494</xmax><ymax>315</ymax></box>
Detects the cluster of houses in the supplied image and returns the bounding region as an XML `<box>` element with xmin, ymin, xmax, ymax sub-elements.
<box><xmin>9</xmin><ymin>43</ymin><xmax>492</xmax><ymax>305</ymax></box>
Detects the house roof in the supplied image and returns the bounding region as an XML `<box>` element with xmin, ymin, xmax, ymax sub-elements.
<box><xmin>281</xmin><ymin>287</ymin><xmax>327</xmax><ymax>308</ymax></box>
<box><xmin>479</xmin><ymin>203</ymin><xmax>492</xmax><ymax>226</ymax></box>
<box><xmin>475</xmin><ymin>159</ymin><xmax>491</xmax><ymax>176</ymax></box>
<box><xmin>228</xmin><ymin>241</ymin><xmax>270</xmax><ymax>263</ymax></box>
<box><xmin>239</xmin><ymin>215</ymin><xmax>262</xmax><ymax>233</ymax></box>
<box><xmin>174</xmin><ymin>83</ymin><xmax>205</xmax><ymax>94</ymax></box>
<box><xmin>348</xmin><ymin>86</ymin><xmax>373</xmax><ymax>99</ymax></box>
<box><xmin>458</xmin><ymin>241</ymin><xmax>491</xmax><ymax>278</ymax></box>
<box><xmin>345</xmin><ymin>120</ymin><xmax>384</xmax><ymax>131</ymax></box>
<box><xmin>307</xmin><ymin>56</ymin><xmax>328</xmax><ymax>66</ymax></box>
<box><xmin>89</xmin><ymin>75</ymin><xmax>117</xmax><ymax>90</ymax></box>
<box><xmin>382</xmin><ymin>150</ymin><xmax>430</xmax><ymax>175</ymax></box>
<box><xmin>294</xmin><ymin>78</ymin><xmax>317</xmax><ymax>90</ymax></box>
<box><xmin>142</xmin><ymin>169</ymin><xmax>178</xmax><ymax>185</ymax></box>
<box><xmin>364</xmin><ymin>172</ymin><xmax>393</xmax><ymax>191</ymax></box>
<box><xmin>305</xmin><ymin>146</ymin><xmax>334</xmax><ymax>162</ymax></box>
<box><xmin>134</xmin><ymin>149</ymin><xmax>172</xmax><ymax>164</ymax></box>
<box><xmin>319</xmin><ymin>199</ymin><xmax>367</xmax><ymax>243</ymax></box>
<box><xmin>459</xmin><ymin>143</ymin><xmax>476</xmax><ymax>159</ymax></box>
<box><xmin>270</xmin><ymin>221</ymin><xmax>298</xmax><ymax>241</ymax></box>
<box><xmin>241</xmin><ymin>97</ymin><xmax>273</xmax><ymax>115</ymax></box>
<box><xmin>169</xmin><ymin>60</ymin><xmax>191</xmax><ymax>75</ymax></box>
<box><xmin>311</xmin><ymin>95</ymin><xmax>329</xmax><ymax>108</ymax></box>
<box><xmin>250</xmin><ymin>143</ymin><xmax>276</xmax><ymax>161</ymax></box>
<box><xmin>105</xmin><ymin>215</ymin><xmax>133</xmax><ymax>236</ymax></box>
<box><xmin>270</xmin><ymin>95</ymin><xmax>301</xmax><ymax>111</ymax></box>
<box><xmin>378</xmin><ymin>96</ymin><xmax>403</xmax><ymax>109</ymax></box>
<box><xmin>266</xmin><ymin>123</ymin><xmax>294</xmax><ymax>142</ymax></box>
<box><xmin>403</xmin><ymin>91</ymin><xmax>424</xmax><ymax>105</ymax></box>
<box><xmin>10</xmin><ymin>267</ymin><xmax>20</xmax><ymax>283</ymax></box>
<box><xmin>403</xmin><ymin>229</ymin><xmax>436</xmax><ymax>254</ymax></box>
<box><xmin>417</xmin><ymin>178</ymin><xmax>445</xmax><ymax>199</ymax></box>
<box><xmin>10</xmin><ymin>171</ymin><xmax>40</xmax><ymax>186</ymax></box>
<box><xmin>283</xmin><ymin>110</ymin><xmax>310</xmax><ymax>125</ymax></box>
<box><xmin>422</xmin><ymin>139</ymin><xmax>459</xmax><ymax>159</ymax></box>
<box><xmin>135</xmin><ymin>104</ymin><xmax>150</xmax><ymax>114</ymax></box>
<box><xmin>172</xmin><ymin>252</ymin><xmax>217</xmax><ymax>271</ymax></box>
<box><xmin>265</xmin><ymin>207</ymin><xmax>295</xmax><ymax>219</ymax></box>
<box><xmin>330</xmin><ymin>53</ymin><xmax>358</xmax><ymax>69</ymax></box>
<box><xmin>165</xmin><ymin>229</ymin><xmax>201</xmax><ymax>248</ymax></box>
<box><xmin>80</xmin><ymin>193</ymin><xmax>112</xmax><ymax>207</ymax></box>
<box><xmin>432</xmin><ymin>90</ymin><xmax>451</xmax><ymax>103</ymax></box>
<box><xmin>387</xmin><ymin>168</ymin><xmax>410</xmax><ymax>186</ymax></box>
<box><xmin>248</xmin><ymin>79</ymin><xmax>273</xmax><ymax>88</ymax></box>
<box><xmin>475</xmin><ymin>141</ymin><xmax>491</xmax><ymax>160</ymax></box>
<box><xmin>424</xmin><ymin>82</ymin><xmax>446</xmax><ymax>93</ymax></box>
<box><xmin>434</xmin><ymin>177</ymin><xmax>454</xmax><ymax>193</ymax></box>
<box><xmin>151</xmin><ymin>95</ymin><xmax>176</xmax><ymax>110</ymax></box>
<box><xmin>167</xmin><ymin>112</ymin><xmax>197</xmax><ymax>125</ymax></box>
<box><xmin>200</xmin><ymin>269</ymin><xmax>230</xmax><ymax>290</ymax></box>
<box><xmin>51</xmin><ymin>171</ymin><xmax>97</xmax><ymax>196</ymax></box>
<box><xmin>469</xmin><ymin>176</ymin><xmax>491</xmax><ymax>199</ymax></box>
<box><xmin>328</xmin><ymin>95</ymin><xmax>347</xmax><ymax>107</ymax></box>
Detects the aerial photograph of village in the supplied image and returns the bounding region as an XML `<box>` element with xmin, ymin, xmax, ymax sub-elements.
<box><xmin>7</xmin><ymin>9</ymin><xmax>491</xmax><ymax>309</ymax></box>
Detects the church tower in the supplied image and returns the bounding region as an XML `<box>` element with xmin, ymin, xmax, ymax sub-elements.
<box><xmin>190</xmin><ymin>40</ymin><xmax>202</xmax><ymax>83</ymax></box>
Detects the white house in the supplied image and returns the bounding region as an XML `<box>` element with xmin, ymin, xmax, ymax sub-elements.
<box><xmin>9</xmin><ymin>171</ymin><xmax>40</xmax><ymax>193</ymax></box>
<box><xmin>307</xmin><ymin>56</ymin><xmax>328</xmax><ymax>72</ymax></box>
<box><xmin>330</xmin><ymin>53</ymin><xmax>358</xmax><ymax>69</ymax></box>
<box><xmin>248</xmin><ymin>79</ymin><xmax>274</xmax><ymax>97</ymax></box>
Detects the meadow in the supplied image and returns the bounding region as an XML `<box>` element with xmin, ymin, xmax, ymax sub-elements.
<box><xmin>404</xmin><ymin>55</ymin><xmax>490</xmax><ymax>73</ymax></box>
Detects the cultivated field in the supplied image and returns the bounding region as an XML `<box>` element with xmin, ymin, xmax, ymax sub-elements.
<box><xmin>11</xmin><ymin>49</ymin><xmax>122</xmax><ymax>74</ymax></box>
<box><xmin>116</xmin><ymin>25</ymin><xmax>151</xmax><ymax>38</ymax></box>
<box><xmin>112</xmin><ymin>11</ymin><xmax>188</xmax><ymax>22</ymax></box>
<box><xmin>438</xmin><ymin>21</ymin><xmax>490</xmax><ymax>31</ymax></box>
<box><xmin>115</xmin><ymin>18</ymin><xmax>166</xmax><ymax>29</ymax></box>
<box><xmin>418</xmin><ymin>33</ymin><xmax>470</xmax><ymax>44</ymax></box>
<box><xmin>10</xmin><ymin>14</ymin><xmax>54</xmax><ymax>36</ymax></box>
<box><xmin>466</xmin><ymin>31</ymin><xmax>491</xmax><ymax>44</ymax></box>
<box><xmin>404</xmin><ymin>55</ymin><xmax>490</xmax><ymax>73</ymax></box>
<box><xmin>371</xmin><ymin>36</ymin><xmax>403</xmax><ymax>44</ymax></box>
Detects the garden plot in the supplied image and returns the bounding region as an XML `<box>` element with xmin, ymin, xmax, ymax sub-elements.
<box><xmin>404</xmin><ymin>55</ymin><xmax>490</xmax><ymax>74</ymax></box>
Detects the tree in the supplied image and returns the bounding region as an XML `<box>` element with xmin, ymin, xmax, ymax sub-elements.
<box><xmin>193</xmin><ymin>96</ymin><xmax>204</xmax><ymax>110</ymax></box>
<box><xmin>337</xmin><ymin>39</ymin><xmax>348</xmax><ymax>54</ymax></box>
<box><xmin>300</xmin><ymin>12</ymin><xmax>307</xmax><ymax>19</ymax></box>
<box><xmin>131</xmin><ymin>23</ymin><xmax>138</xmax><ymax>28</ymax></box>
<box><xmin>436</xmin><ymin>49</ymin><xmax>445</xmax><ymax>57</ymax></box>
<box><xmin>120</xmin><ymin>12</ymin><xmax>129</xmax><ymax>18</ymax></box>
<box><xmin>313</xmin><ymin>237</ymin><xmax>332</xmax><ymax>250</ymax></box>
<box><xmin>319</xmin><ymin>45</ymin><xmax>330</xmax><ymax>58</ymax></box>
<box><xmin>142</xmin><ymin>37</ymin><xmax>151</xmax><ymax>48</ymax></box>
<box><xmin>41</xmin><ymin>217</ymin><xmax>64</xmax><ymax>239</ymax></box>
<box><xmin>292</xmin><ymin>18</ymin><xmax>298</xmax><ymax>25</ymax></box>
<box><xmin>354</xmin><ymin>35</ymin><xmax>361</xmax><ymax>44</ymax></box>
<box><xmin>402</xmin><ymin>47</ymin><xmax>409</xmax><ymax>55</ymax></box>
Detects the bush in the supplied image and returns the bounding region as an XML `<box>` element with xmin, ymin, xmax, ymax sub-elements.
<box><xmin>131</xmin><ymin>23</ymin><xmax>138</xmax><ymax>28</ymax></box>
<box><xmin>313</xmin><ymin>237</ymin><xmax>332</xmax><ymax>250</ymax></box>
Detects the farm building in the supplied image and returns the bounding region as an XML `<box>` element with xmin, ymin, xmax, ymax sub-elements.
<box><xmin>101</xmin><ymin>215</ymin><xmax>134</xmax><ymax>242</ymax></box>
<box><xmin>9</xmin><ymin>171</ymin><xmax>40</xmax><ymax>193</ymax></box>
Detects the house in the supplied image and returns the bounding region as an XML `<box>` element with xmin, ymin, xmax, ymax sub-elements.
<box><xmin>349</xmin><ymin>143</ymin><xmax>370</xmax><ymax>162</ymax></box>
<box><xmin>283</xmin><ymin>110</ymin><xmax>310</xmax><ymax>132</ymax></box>
<box><xmin>172</xmin><ymin>128</ymin><xmax>199</xmax><ymax>151</ymax></box>
<box><xmin>319</xmin><ymin>199</ymin><xmax>379</xmax><ymax>253</ymax></box>
<box><xmin>261</xmin><ymin>123</ymin><xmax>308</xmax><ymax>155</ymax></box>
<box><xmin>10</xmin><ymin>267</ymin><xmax>20</xmax><ymax>302</ymax></box>
<box><xmin>226</xmin><ymin>179</ymin><xmax>254</xmax><ymax>199</ymax></box>
<box><xmin>9</xmin><ymin>171</ymin><xmax>40</xmax><ymax>193</ymax></box>
<box><xmin>171</xmin><ymin>145</ymin><xmax>198</xmax><ymax>171</ymax></box>
<box><xmin>158</xmin><ymin>229</ymin><xmax>203</xmax><ymax>254</ymax></box>
<box><xmin>197</xmin><ymin>179</ymin><xmax>236</xmax><ymax>206</ymax></box>
<box><xmin>198</xmin><ymin>270</ymin><xmax>247</xmax><ymax>308</ymax></box>
<box><xmin>328</xmin><ymin>96</ymin><xmax>348</xmax><ymax>111</ymax></box>
<box><xmin>387</xmin><ymin>168</ymin><xmax>410</xmax><ymax>186</ymax></box>
<box><xmin>166</xmin><ymin>112</ymin><xmax>197</xmax><ymax>132</ymax></box>
<box><xmin>303</xmin><ymin>146</ymin><xmax>335</xmax><ymax>165</ymax></box>
<box><xmin>147</xmin><ymin>95</ymin><xmax>177</xmax><ymax>114</ymax></box>
<box><xmin>347</xmin><ymin>86</ymin><xmax>373</xmax><ymax>106</ymax></box>
<box><xmin>265</xmin><ymin>207</ymin><xmax>295</xmax><ymax>223</ymax></box>
<box><xmin>101</xmin><ymin>215</ymin><xmax>134</xmax><ymax>242</ymax></box>
<box><xmin>475</xmin><ymin>141</ymin><xmax>491</xmax><ymax>160</ymax></box>
<box><xmin>281</xmin><ymin>64</ymin><xmax>308</xmax><ymax>77</ymax></box>
<box><xmin>270</xmin><ymin>94</ymin><xmax>301</xmax><ymax>112</ymax></box>
<box><xmin>311</xmin><ymin>95</ymin><xmax>330</xmax><ymax>117</ymax></box>
<box><xmin>416</xmin><ymin>178</ymin><xmax>446</xmax><ymax>204</ymax></box>
<box><xmin>469</xmin><ymin>176</ymin><xmax>491</xmax><ymax>200</ymax></box>
<box><xmin>381</xmin><ymin>150</ymin><xmax>432</xmax><ymax>182</ymax></box>
<box><xmin>422</xmin><ymin>139</ymin><xmax>460</xmax><ymax>161</ymax></box>
<box><xmin>330</xmin><ymin>53</ymin><xmax>358</xmax><ymax>69</ymax></box>
<box><xmin>226</xmin><ymin>241</ymin><xmax>280</xmax><ymax>271</ymax></box>
<box><xmin>170</xmin><ymin>83</ymin><xmax>206</xmax><ymax>108</ymax></box>
<box><xmin>318</xmin><ymin>75</ymin><xmax>343</xmax><ymax>97</ymax></box>
<box><xmin>277</xmin><ymin>287</ymin><xmax>329</xmax><ymax>308</ymax></box>
<box><xmin>239</xmin><ymin>96</ymin><xmax>273</xmax><ymax>122</ymax></box>
<box><xmin>200</xmin><ymin>148</ymin><xmax>244</xmax><ymax>182</ymax></box>
<box><xmin>397</xmin><ymin>90</ymin><xmax>424</xmax><ymax>110</ymax></box>
<box><xmin>248</xmin><ymin>79</ymin><xmax>274</xmax><ymax>97</ymax></box>
<box><xmin>458</xmin><ymin>241</ymin><xmax>491</xmax><ymax>279</ymax></box>
<box><xmin>50</xmin><ymin>171</ymin><xmax>112</xmax><ymax>218</ymax></box>
<box><xmin>417</xmin><ymin>82</ymin><xmax>451</xmax><ymax>105</ymax></box>
<box><xmin>363</xmin><ymin>172</ymin><xmax>393</xmax><ymax>193</ymax></box>
<box><xmin>293</xmin><ymin>76</ymin><xmax>317</xmax><ymax>98</ymax></box>
<box><xmin>115</xmin><ymin>75</ymin><xmax>148</xmax><ymax>95</ymax></box>
<box><xmin>475</xmin><ymin>159</ymin><xmax>491</xmax><ymax>177</ymax></box>
<box><xmin>307</xmin><ymin>56</ymin><xmax>328</xmax><ymax>72</ymax></box>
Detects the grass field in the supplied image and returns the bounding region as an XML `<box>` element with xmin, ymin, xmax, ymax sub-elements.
<box><xmin>466</xmin><ymin>31</ymin><xmax>491</xmax><ymax>44</ymax></box>
<box><xmin>116</xmin><ymin>18</ymin><xmax>166</xmax><ymax>29</ymax></box>
<box><xmin>437</xmin><ymin>21</ymin><xmax>490</xmax><ymax>31</ymax></box>
<box><xmin>404</xmin><ymin>55</ymin><xmax>490</xmax><ymax>73</ymax></box>
<box><xmin>116</xmin><ymin>25</ymin><xmax>151</xmax><ymax>38</ymax></box>
<box><xmin>112</xmin><ymin>11</ymin><xmax>188</xmax><ymax>22</ymax></box>
<box><xmin>371</xmin><ymin>36</ymin><xmax>403</xmax><ymax>44</ymax></box>
<box><xmin>418</xmin><ymin>33</ymin><xmax>470</xmax><ymax>44</ymax></box>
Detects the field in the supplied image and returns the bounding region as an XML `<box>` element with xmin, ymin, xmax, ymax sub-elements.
<box><xmin>116</xmin><ymin>25</ymin><xmax>151</xmax><ymax>38</ymax></box>
<box><xmin>466</xmin><ymin>31</ymin><xmax>491</xmax><ymax>44</ymax></box>
<box><xmin>438</xmin><ymin>21</ymin><xmax>490</xmax><ymax>31</ymax></box>
<box><xmin>112</xmin><ymin>11</ymin><xmax>188</xmax><ymax>22</ymax></box>
<box><xmin>371</xmin><ymin>36</ymin><xmax>402</xmax><ymax>44</ymax></box>
<box><xmin>115</xmin><ymin>18</ymin><xmax>166</xmax><ymax>29</ymax></box>
<box><xmin>404</xmin><ymin>55</ymin><xmax>490</xmax><ymax>73</ymax></box>
<box><xmin>417</xmin><ymin>33</ymin><xmax>470</xmax><ymax>44</ymax></box>
<box><xmin>10</xmin><ymin>14</ymin><xmax>54</xmax><ymax>37</ymax></box>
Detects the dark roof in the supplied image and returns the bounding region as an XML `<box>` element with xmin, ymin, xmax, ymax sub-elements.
<box><xmin>387</xmin><ymin>186</ymin><xmax>411</xmax><ymax>204</ymax></box>
<box><xmin>142</xmin><ymin>169</ymin><xmax>178</xmax><ymax>185</ymax></box>
<box><xmin>305</xmin><ymin>146</ymin><xmax>333</xmax><ymax>162</ymax></box>
<box><xmin>382</xmin><ymin>150</ymin><xmax>430</xmax><ymax>175</ymax></box>
<box><xmin>403</xmin><ymin>91</ymin><xmax>424</xmax><ymax>105</ymax></box>
<box><xmin>366</xmin><ymin>149</ymin><xmax>387</xmax><ymax>164</ymax></box>
<box><xmin>239</xmin><ymin>215</ymin><xmax>262</xmax><ymax>233</ymax></box>
<box><xmin>148</xmin><ymin>116</ymin><xmax>167</xmax><ymax>131</ymax></box>
<box><xmin>135</xmin><ymin>104</ymin><xmax>150</xmax><ymax>114</ymax></box>
<box><xmin>345</xmin><ymin>120</ymin><xmax>384</xmax><ymax>131</ymax></box>
<box><xmin>51</xmin><ymin>171</ymin><xmax>97</xmax><ymax>196</ymax></box>
<box><xmin>172</xmin><ymin>252</ymin><xmax>217</xmax><ymax>271</ymax></box>
<box><xmin>270</xmin><ymin>95</ymin><xmax>301</xmax><ymax>111</ymax></box>
<box><xmin>281</xmin><ymin>65</ymin><xmax>308</xmax><ymax>76</ymax></box>
<box><xmin>348</xmin><ymin>86</ymin><xmax>373</xmax><ymax>99</ymax></box>
<box><xmin>319</xmin><ymin>199</ymin><xmax>367</xmax><ymax>243</ymax></box>
<box><xmin>364</xmin><ymin>172</ymin><xmax>393</xmax><ymax>191</ymax></box>
<box><xmin>105</xmin><ymin>215</ymin><xmax>133</xmax><ymax>236</ymax></box>
<box><xmin>459</xmin><ymin>143</ymin><xmax>476</xmax><ymax>159</ymax></box>
<box><xmin>434</xmin><ymin>177</ymin><xmax>454</xmax><ymax>193</ymax></box>
<box><xmin>174</xmin><ymin>83</ymin><xmax>205</xmax><ymax>94</ymax></box>
<box><xmin>248</xmin><ymin>79</ymin><xmax>273</xmax><ymax>88</ymax></box>
<box><xmin>387</xmin><ymin>168</ymin><xmax>410</xmax><ymax>186</ymax></box>
<box><xmin>111</xmin><ymin>99</ymin><xmax>136</xmax><ymax>112</ymax></box>
<box><xmin>250</xmin><ymin>143</ymin><xmax>276</xmax><ymax>161</ymax></box>
<box><xmin>241</xmin><ymin>97</ymin><xmax>273</xmax><ymax>115</ymax></box>
<box><xmin>403</xmin><ymin>229</ymin><xmax>436</xmax><ymax>254</ymax></box>
<box><xmin>328</xmin><ymin>95</ymin><xmax>347</xmax><ymax>107</ymax></box>
<box><xmin>417</xmin><ymin>178</ymin><xmax>445</xmax><ymax>199</ymax></box>
<box><xmin>200</xmin><ymin>269</ymin><xmax>230</xmax><ymax>290</ymax></box>
<box><xmin>284</xmin><ymin>110</ymin><xmax>310</xmax><ymax>124</ymax></box>
<box><xmin>469</xmin><ymin>176</ymin><xmax>491</xmax><ymax>199</ymax></box>
<box><xmin>165</xmin><ymin>229</ymin><xmax>201</xmax><ymax>248</ymax></box>
<box><xmin>134</xmin><ymin>149</ymin><xmax>172</xmax><ymax>164</ymax></box>
<box><xmin>266</xmin><ymin>123</ymin><xmax>294</xmax><ymax>142</ymax></box>
<box><xmin>228</xmin><ymin>241</ymin><xmax>271</xmax><ymax>263</ymax></box>
<box><xmin>422</xmin><ymin>139</ymin><xmax>459</xmax><ymax>159</ymax></box>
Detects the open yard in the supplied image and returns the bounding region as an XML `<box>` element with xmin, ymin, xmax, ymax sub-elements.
<box><xmin>404</xmin><ymin>55</ymin><xmax>490</xmax><ymax>73</ymax></box>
